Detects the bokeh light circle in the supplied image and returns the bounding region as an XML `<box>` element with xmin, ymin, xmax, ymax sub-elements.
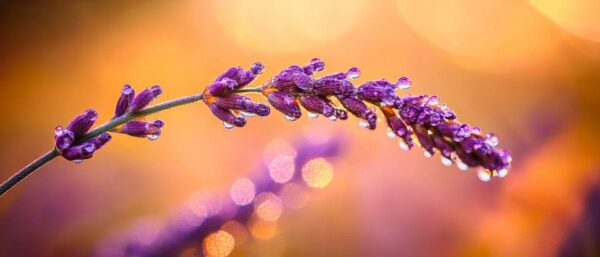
<box><xmin>211</xmin><ymin>0</ymin><xmax>366</xmax><ymax>53</ymax></box>
<box><xmin>301</xmin><ymin>158</ymin><xmax>334</xmax><ymax>189</ymax></box>
<box><xmin>230</xmin><ymin>178</ymin><xmax>256</xmax><ymax>206</ymax></box>
<box><xmin>268</xmin><ymin>154</ymin><xmax>296</xmax><ymax>183</ymax></box>
<box><xmin>248</xmin><ymin>214</ymin><xmax>278</xmax><ymax>240</ymax></box>
<box><xmin>202</xmin><ymin>230</ymin><xmax>235</xmax><ymax>257</ymax></box>
<box><xmin>395</xmin><ymin>0</ymin><xmax>557</xmax><ymax>65</ymax></box>
<box><xmin>253</xmin><ymin>192</ymin><xmax>283</xmax><ymax>221</ymax></box>
<box><xmin>529</xmin><ymin>0</ymin><xmax>600</xmax><ymax>42</ymax></box>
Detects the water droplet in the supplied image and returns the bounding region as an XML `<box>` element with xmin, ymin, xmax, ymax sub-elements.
<box><xmin>426</xmin><ymin>96</ymin><xmax>439</xmax><ymax>105</ymax></box>
<box><xmin>441</xmin><ymin>157</ymin><xmax>453</xmax><ymax>166</ymax></box>
<box><xmin>307</xmin><ymin>112</ymin><xmax>318</xmax><ymax>119</ymax></box>
<box><xmin>423</xmin><ymin>151</ymin><xmax>433</xmax><ymax>158</ymax></box>
<box><xmin>496</xmin><ymin>169</ymin><xmax>509</xmax><ymax>178</ymax></box>
<box><xmin>396</xmin><ymin>77</ymin><xmax>412</xmax><ymax>90</ymax></box>
<box><xmin>147</xmin><ymin>134</ymin><xmax>160</xmax><ymax>141</ymax></box>
<box><xmin>224</xmin><ymin>122</ymin><xmax>234</xmax><ymax>129</ymax></box>
<box><xmin>485</xmin><ymin>133</ymin><xmax>499</xmax><ymax>147</ymax></box>
<box><xmin>73</xmin><ymin>159</ymin><xmax>83</xmax><ymax>164</ymax></box>
<box><xmin>328</xmin><ymin>115</ymin><xmax>337</xmax><ymax>121</ymax></box>
<box><xmin>241</xmin><ymin>111</ymin><xmax>256</xmax><ymax>118</ymax></box>
<box><xmin>386</xmin><ymin>129</ymin><xmax>397</xmax><ymax>139</ymax></box>
<box><xmin>478</xmin><ymin>169</ymin><xmax>492</xmax><ymax>182</ymax></box>
<box><xmin>347</xmin><ymin>67</ymin><xmax>361</xmax><ymax>79</ymax></box>
<box><xmin>456</xmin><ymin>160</ymin><xmax>469</xmax><ymax>171</ymax></box>
<box><xmin>398</xmin><ymin>141</ymin><xmax>410</xmax><ymax>151</ymax></box>
<box><xmin>358</xmin><ymin>120</ymin><xmax>369</xmax><ymax>128</ymax></box>
<box><xmin>285</xmin><ymin>115</ymin><xmax>297</xmax><ymax>121</ymax></box>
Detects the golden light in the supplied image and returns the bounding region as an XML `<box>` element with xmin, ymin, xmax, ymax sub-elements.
<box><xmin>395</xmin><ymin>0</ymin><xmax>557</xmax><ymax>66</ymax></box>
<box><xmin>268</xmin><ymin>154</ymin><xmax>296</xmax><ymax>183</ymax></box>
<box><xmin>529</xmin><ymin>0</ymin><xmax>600</xmax><ymax>42</ymax></box>
<box><xmin>301</xmin><ymin>158</ymin><xmax>334</xmax><ymax>189</ymax></box>
<box><xmin>202</xmin><ymin>230</ymin><xmax>235</xmax><ymax>257</ymax></box>
<box><xmin>253</xmin><ymin>192</ymin><xmax>283</xmax><ymax>221</ymax></box>
<box><xmin>211</xmin><ymin>0</ymin><xmax>366</xmax><ymax>53</ymax></box>
<box><xmin>230</xmin><ymin>178</ymin><xmax>256</xmax><ymax>206</ymax></box>
<box><xmin>248</xmin><ymin>214</ymin><xmax>278</xmax><ymax>240</ymax></box>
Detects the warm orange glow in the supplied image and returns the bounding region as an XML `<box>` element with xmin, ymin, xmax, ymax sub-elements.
<box><xmin>203</xmin><ymin>230</ymin><xmax>235</xmax><ymax>257</ymax></box>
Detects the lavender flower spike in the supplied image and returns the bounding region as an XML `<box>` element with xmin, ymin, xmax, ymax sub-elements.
<box><xmin>54</xmin><ymin>110</ymin><xmax>111</xmax><ymax>163</ymax></box>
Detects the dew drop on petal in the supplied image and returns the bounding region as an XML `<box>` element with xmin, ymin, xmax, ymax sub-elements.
<box><xmin>441</xmin><ymin>157</ymin><xmax>453</xmax><ymax>166</ymax></box>
<box><xmin>224</xmin><ymin>122</ymin><xmax>234</xmax><ymax>129</ymax></box>
<box><xmin>396</xmin><ymin>77</ymin><xmax>412</xmax><ymax>90</ymax></box>
<box><xmin>230</xmin><ymin>178</ymin><xmax>256</xmax><ymax>206</ymax></box>
<box><xmin>358</xmin><ymin>120</ymin><xmax>369</xmax><ymax>128</ymax></box>
<box><xmin>73</xmin><ymin>159</ymin><xmax>83</xmax><ymax>164</ymax></box>
<box><xmin>307</xmin><ymin>112</ymin><xmax>318</xmax><ymax>119</ymax></box>
<box><xmin>329</xmin><ymin>115</ymin><xmax>337</xmax><ymax>121</ymax></box>
<box><xmin>485</xmin><ymin>133</ymin><xmax>499</xmax><ymax>147</ymax></box>
<box><xmin>202</xmin><ymin>230</ymin><xmax>235</xmax><ymax>257</ymax></box>
<box><xmin>496</xmin><ymin>169</ymin><xmax>509</xmax><ymax>178</ymax></box>
<box><xmin>147</xmin><ymin>134</ymin><xmax>160</xmax><ymax>141</ymax></box>
<box><xmin>302</xmin><ymin>158</ymin><xmax>334</xmax><ymax>189</ymax></box>
<box><xmin>285</xmin><ymin>115</ymin><xmax>297</xmax><ymax>121</ymax></box>
<box><xmin>254</xmin><ymin>192</ymin><xmax>283</xmax><ymax>222</ymax></box>
<box><xmin>456</xmin><ymin>159</ymin><xmax>469</xmax><ymax>171</ymax></box>
<box><xmin>386</xmin><ymin>128</ymin><xmax>397</xmax><ymax>139</ymax></box>
<box><xmin>478</xmin><ymin>169</ymin><xmax>492</xmax><ymax>182</ymax></box>
<box><xmin>398</xmin><ymin>141</ymin><xmax>410</xmax><ymax>151</ymax></box>
<box><xmin>268</xmin><ymin>154</ymin><xmax>296</xmax><ymax>183</ymax></box>
<box><xmin>347</xmin><ymin>67</ymin><xmax>361</xmax><ymax>79</ymax></box>
<box><xmin>241</xmin><ymin>111</ymin><xmax>256</xmax><ymax>118</ymax></box>
<box><xmin>423</xmin><ymin>151</ymin><xmax>433</xmax><ymax>158</ymax></box>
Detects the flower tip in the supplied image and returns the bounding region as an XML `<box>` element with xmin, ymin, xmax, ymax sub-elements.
<box><xmin>153</xmin><ymin>119</ymin><xmax>165</xmax><ymax>128</ymax></box>
<box><xmin>151</xmin><ymin>85</ymin><xmax>162</xmax><ymax>97</ymax></box>
<box><xmin>122</xmin><ymin>84</ymin><xmax>134</xmax><ymax>95</ymax></box>
<box><xmin>234</xmin><ymin>117</ymin><xmax>247</xmax><ymax>127</ymax></box>
<box><xmin>255</xmin><ymin>103</ymin><xmax>271</xmax><ymax>116</ymax></box>
<box><xmin>84</xmin><ymin>109</ymin><xmax>98</xmax><ymax>121</ymax></box>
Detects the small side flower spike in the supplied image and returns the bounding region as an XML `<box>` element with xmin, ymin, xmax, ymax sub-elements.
<box><xmin>55</xmin><ymin>110</ymin><xmax>111</xmax><ymax>163</ymax></box>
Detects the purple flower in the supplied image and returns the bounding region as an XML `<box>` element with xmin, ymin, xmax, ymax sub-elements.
<box><xmin>54</xmin><ymin>109</ymin><xmax>111</xmax><ymax>162</ymax></box>
<box><xmin>202</xmin><ymin>58</ymin><xmax>512</xmax><ymax>180</ymax></box>
<box><xmin>266</xmin><ymin>91</ymin><xmax>302</xmax><ymax>120</ymax></box>
<box><xmin>113</xmin><ymin>120</ymin><xmax>164</xmax><ymax>140</ymax></box>
<box><xmin>114</xmin><ymin>84</ymin><xmax>135</xmax><ymax>118</ymax></box>
<box><xmin>129</xmin><ymin>85</ymin><xmax>162</xmax><ymax>113</ymax></box>
<box><xmin>204</xmin><ymin>62</ymin><xmax>271</xmax><ymax>128</ymax></box>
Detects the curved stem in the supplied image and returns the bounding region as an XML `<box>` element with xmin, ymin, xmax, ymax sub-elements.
<box><xmin>0</xmin><ymin>92</ymin><xmax>208</xmax><ymax>197</ymax></box>
<box><xmin>0</xmin><ymin>149</ymin><xmax>60</xmax><ymax>197</ymax></box>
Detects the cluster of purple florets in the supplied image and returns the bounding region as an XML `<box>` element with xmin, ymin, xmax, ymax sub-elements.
<box><xmin>54</xmin><ymin>85</ymin><xmax>164</xmax><ymax>162</ymax></box>
<box><xmin>203</xmin><ymin>58</ymin><xmax>512</xmax><ymax>178</ymax></box>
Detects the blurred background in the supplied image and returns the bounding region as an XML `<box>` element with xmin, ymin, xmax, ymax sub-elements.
<box><xmin>0</xmin><ymin>0</ymin><xmax>599</xmax><ymax>256</ymax></box>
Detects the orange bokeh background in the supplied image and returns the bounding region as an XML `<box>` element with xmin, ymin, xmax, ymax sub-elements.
<box><xmin>0</xmin><ymin>1</ymin><xmax>599</xmax><ymax>256</ymax></box>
